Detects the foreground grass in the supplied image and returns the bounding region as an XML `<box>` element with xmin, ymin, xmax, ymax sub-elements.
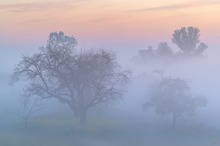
<box><xmin>1</xmin><ymin>114</ymin><xmax>129</xmax><ymax>146</ymax></box>
<box><xmin>1</xmin><ymin>113</ymin><xmax>220</xmax><ymax>146</ymax></box>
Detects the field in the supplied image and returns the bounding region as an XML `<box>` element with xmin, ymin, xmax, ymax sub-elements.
<box><xmin>0</xmin><ymin>113</ymin><xmax>219</xmax><ymax>146</ymax></box>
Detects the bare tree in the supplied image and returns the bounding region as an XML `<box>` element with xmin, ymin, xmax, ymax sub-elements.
<box><xmin>17</xmin><ymin>95</ymin><xmax>42</xmax><ymax>129</ymax></box>
<box><xmin>11</xmin><ymin>31</ymin><xmax>129</xmax><ymax>124</ymax></box>
<box><xmin>144</xmin><ymin>77</ymin><xmax>207</xmax><ymax>129</ymax></box>
<box><xmin>172</xmin><ymin>26</ymin><xmax>208</xmax><ymax>55</ymax></box>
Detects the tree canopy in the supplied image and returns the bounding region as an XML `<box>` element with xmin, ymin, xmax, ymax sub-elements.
<box><xmin>172</xmin><ymin>26</ymin><xmax>208</xmax><ymax>55</ymax></box>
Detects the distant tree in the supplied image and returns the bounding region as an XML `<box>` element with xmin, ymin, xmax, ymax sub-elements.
<box><xmin>144</xmin><ymin>77</ymin><xmax>207</xmax><ymax>129</ymax></box>
<box><xmin>138</xmin><ymin>46</ymin><xmax>154</xmax><ymax>58</ymax></box>
<box><xmin>156</xmin><ymin>42</ymin><xmax>173</xmax><ymax>57</ymax></box>
<box><xmin>11</xmin><ymin>31</ymin><xmax>129</xmax><ymax>124</ymax></box>
<box><xmin>193</xmin><ymin>42</ymin><xmax>208</xmax><ymax>56</ymax></box>
<box><xmin>19</xmin><ymin>96</ymin><xmax>42</xmax><ymax>129</ymax></box>
<box><xmin>135</xmin><ymin>43</ymin><xmax>173</xmax><ymax>63</ymax></box>
<box><xmin>172</xmin><ymin>26</ymin><xmax>208</xmax><ymax>55</ymax></box>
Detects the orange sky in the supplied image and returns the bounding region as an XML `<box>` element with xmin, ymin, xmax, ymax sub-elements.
<box><xmin>0</xmin><ymin>0</ymin><xmax>220</xmax><ymax>46</ymax></box>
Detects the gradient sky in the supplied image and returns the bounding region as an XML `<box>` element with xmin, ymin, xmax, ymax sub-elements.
<box><xmin>1</xmin><ymin>0</ymin><xmax>220</xmax><ymax>71</ymax></box>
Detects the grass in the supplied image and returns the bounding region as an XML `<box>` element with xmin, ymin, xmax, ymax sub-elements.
<box><xmin>1</xmin><ymin>114</ymin><xmax>126</xmax><ymax>146</ymax></box>
<box><xmin>28</xmin><ymin>114</ymin><xmax>120</xmax><ymax>136</ymax></box>
<box><xmin>1</xmin><ymin>113</ymin><xmax>220</xmax><ymax>146</ymax></box>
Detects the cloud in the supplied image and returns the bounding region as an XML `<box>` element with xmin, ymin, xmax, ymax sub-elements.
<box><xmin>132</xmin><ymin>1</ymin><xmax>220</xmax><ymax>12</ymax></box>
<box><xmin>0</xmin><ymin>0</ymin><xmax>91</xmax><ymax>12</ymax></box>
<box><xmin>0</xmin><ymin>2</ymin><xmax>53</xmax><ymax>12</ymax></box>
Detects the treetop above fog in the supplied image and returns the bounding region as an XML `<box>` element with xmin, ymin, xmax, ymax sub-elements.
<box><xmin>134</xmin><ymin>26</ymin><xmax>208</xmax><ymax>63</ymax></box>
<box><xmin>172</xmin><ymin>26</ymin><xmax>208</xmax><ymax>55</ymax></box>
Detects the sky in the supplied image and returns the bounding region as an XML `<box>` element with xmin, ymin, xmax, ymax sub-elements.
<box><xmin>1</xmin><ymin>0</ymin><xmax>220</xmax><ymax>71</ymax></box>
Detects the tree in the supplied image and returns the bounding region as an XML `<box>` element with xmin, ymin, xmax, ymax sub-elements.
<box><xmin>19</xmin><ymin>96</ymin><xmax>42</xmax><ymax>129</ymax></box>
<box><xmin>156</xmin><ymin>42</ymin><xmax>173</xmax><ymax>57</ymax></box>
<box><xmin>172</xmin><ymin>26</ymin><xmax>208</xmax><ymax>55</ymax></box>
<box><xmin>144</xmin><ymin>77</ymin><xmax>207</xmax><ymax>129</ymax></box>
<box><xmin>11</xmin><ymin>31</ymin><xmax>129</xmax><ymax>124</ymax></box>
<box><xmin>138</xmin><ymin>46</ymin><xmax>154</xmax><ymax>58</ymax></box>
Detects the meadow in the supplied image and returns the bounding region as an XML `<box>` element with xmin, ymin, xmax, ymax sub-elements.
<box><xmin>0</xmin><ymin>112</ymin><xmax>219</xmax><ymax>146</ymax></box>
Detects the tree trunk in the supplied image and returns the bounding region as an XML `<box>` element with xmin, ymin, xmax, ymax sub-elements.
<box><xmin>24</xmin><ymin>118</ymin><xmax>28</xmax><ymax>129</ymax></box>
<box><xmin>172</xmin><ymin>113</ymin><xmax>177</xmax><ymax>129</ymax></box>
<box><xmin>68</xmin><ymin>102</ymin><xmax>87</xmax><ymax>124</ymax></box>
<box><xmin>69</xmin><ymin>102</ymin><xmax>80</xmax><ymax>118</ymax></box>
<box><xmin>79</xmin><ymin>111</ymin><xmax>87</xmax><ymax>125</ymax></box>
<box><xmin>74</xmin><ymin>107</ymin><xmax>80</xmax><ymax>118</ymax></box>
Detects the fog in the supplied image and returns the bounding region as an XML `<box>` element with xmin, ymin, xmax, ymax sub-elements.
<box><xmin>1</xmin><ymin>31</ymin><xmax>220</xmax><ymax>146</ymax></box>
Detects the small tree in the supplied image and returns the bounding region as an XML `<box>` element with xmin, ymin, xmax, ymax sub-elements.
<box><xmin>172</xmin><ymin>26</ymin><xmax>208</xmax><ymax>55</ymax></box>
<box><xmin>144</xmin><ymin>77</ymin><xmax>207</xmax><ymax>129</ymax></box>
<box><xmin>19</xmin><ymin>95</ymin><xmax>42</xmax><ymax>129</ymax></box>
<box><xmin>11</xmin><ymin>31</ymin><xmax>129</xmax><ymax>124</ymax></box>
<box><xmin>138</xmin><ymin>46</ymin><xmax>154</xmax><ymax>58</ymax></box>
<box><xmin>156</xmin><ymin>42</ymin><xmax>173</xmax><ymax>57</ymax></box>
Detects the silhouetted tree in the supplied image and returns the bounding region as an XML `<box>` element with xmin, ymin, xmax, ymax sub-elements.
<box><xmin>138</xmin><ymin>46</ymin><xmax>154</xmax><ymax>58</ymax></box>
<box><xmin>137</xmin><ymin>43</ymin><xmax>173</xmax><ymax>61</ymax></box>
<box><xmin>172</xmin><ymin>26</ymin><xmax>208</xmax><ymax>55</ymax></box>
<box><xmin>11</xmin><ymin>31</ymin><xmax>129</xmax><ymax>124</ymax></box>
<box><xmin>19</xmin><ymin>96</ymin><xmax>42</xmax><ymax>129</ymax></box>
<box><xmin>144</xmin><ymin>77</ymin><xmax>207</xmax><ymax>129</ymax></box>
<box><xmin>156</xmin><ymin>42</ymin><xmax>173</xmax><ymax>57</ymax></box>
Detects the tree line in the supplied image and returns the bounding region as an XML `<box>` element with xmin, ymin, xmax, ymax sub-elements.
<box><xmin>135</xmin><ymin>26</ymin><xmax>208</xmax><ymax>62</ymax></box>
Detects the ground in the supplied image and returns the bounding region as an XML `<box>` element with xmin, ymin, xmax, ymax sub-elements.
<box><xmin>0</xmin><ymin>113</ymin><xmax>219</xmax><ymax>146</ymax></box>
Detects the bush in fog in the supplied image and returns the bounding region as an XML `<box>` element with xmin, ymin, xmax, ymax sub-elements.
<box><xmin>144</xmin><ymin>77</ymin><xmax>207</xmax><ymax>128</ymax></box>
<box><xmin>11</xmin><ymin>31</ymin><xmax>129</xmax><ymax>125</ymax></box>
